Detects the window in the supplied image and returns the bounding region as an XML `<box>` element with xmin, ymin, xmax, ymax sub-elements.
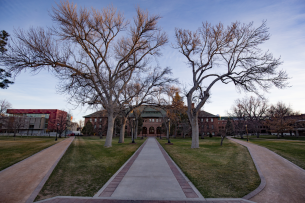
<box><xmin>90</xmin><ymin>118</ymin><xmax>92</xmax><ymax>122</ymax></box>
<box><xmin>100</xmin><ymin>118</ymin><xmax>102</xmax><ymax>122</ymax></box>
<box><xmin>212</xmin><ymin>125</ymin><xmax>214</xmax><ymax>129</ymax></box>
<box><xmin>149</xmin><ymin>119</ymin><xmax>151</xmax><ymax>122</ymax></box>
<box><xmin>201</xmin><ymin>118</ymin><xmax>203</xmax><ymax>122</ymax></box>
<box><xmin>95</xmin><ymin>118</ymin><xmax>97</xmax><ymax>122</ymax></box>
<box><xmin>94</xmin><ymin>125</ymin><xmax>96</xmax><ymax>129</ymax></box>
<box><xmin>99</xmin><ymin>125</ymin><xmax>102</xmax><ymax>128</ymax></box>
<box><xmin>206</xmin><ymin>118</ymin><xmax>208</xmax><ymax>122</ymax></box>
<box><xmin>212</xmin><ymin>132</ymin><xmax>215</xmax><ymax>135</ymax></box>
<box><xmin>211</xmin><ymin>118</ymin><xmax>213</xmax><ymax>122</ymax></box>
<box><xmin>207</xmin><ymin>125</ymin><xmax>209</xmax><ymax>129</ymax></box>
<box><xmin>29</xmin><ymin>125</ymin><xmax>34</xmax><ymax>129</ymax></box>
<box><xmin>152</xmin><ymin>119</ymin><xmax>154</xmax><ymax>122</ymax></box>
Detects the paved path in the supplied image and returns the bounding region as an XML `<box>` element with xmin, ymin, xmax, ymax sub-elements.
<box><xmin>95</xmin><ymin>138</ymin><xmax>203</xmax><ymax>200</ymax></box>
<box><xmin>0</xmin><ymin>137</ymin><xmax>74</xmax><ymax>203</ymax></box>
<box><xmin>228</xmin><ymin>137</ymin><xmax>305</xmax><ymax>203</ymax></box>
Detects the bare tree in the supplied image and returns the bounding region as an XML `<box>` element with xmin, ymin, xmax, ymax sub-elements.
<box><xmin>2</xmin><ymin>2</ymin><xmax>169</xmax><ymax>147</ymax></box>
<box><xmin>174</xmin><ymin>21</ymin><xmax>288</xmax><ymax>148</ymax></box>
<box><xmin>228</xmin><ymin>104</ymin><xmax>246</xmax><ymax>139</ymax></box>
<box><xmin>267</xmin><ymin>102</ymin><xmax>293</xmax><ymax>138</ymax></box>
<box><xmin>232</xmin><ymin>96</ymin><xmax>268</xmax><ymax>138</ymax></box>
<box><xmin>9</xmin><ymin>115</ymin><xmax>26</xmax><ymax>139</ymax></box>
<box><xmin>0</xmin><ymin>99</ymin><xmax>12</xmax><ymax>116</ymax></box>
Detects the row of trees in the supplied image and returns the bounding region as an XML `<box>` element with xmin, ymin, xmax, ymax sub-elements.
<box><xmin>228</xmin><ymin>96</ymin><xmax>303</xmax><ymax>138</ymax></box>
<box><xmin>0</xmin><ymin>2</ymin><xmax>289</xmax><ymax>148</ymax></box>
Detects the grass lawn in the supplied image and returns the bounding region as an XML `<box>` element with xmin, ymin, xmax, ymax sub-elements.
<box><xmin>0</xmin><ymin>136</ymin><xmax>65</xmax><ymax>171</ymax></box>
<box><xmin>236</xmin><ymin>138</ymin><xmax>305</xmax><ymax>170</ymax></box>
<box><xmin>239</xmin><ymin>135</ymin><xmax>305</xmax><ymax>141</ymax></box>
<box><xmin>158</xmin><ymin>137</ymin><xmax>261</xmax><ymax>198</ymax></box>
<box><xmin>35</xmin><ymin>136</ymin><xmax>146</xmax><ymax>201</ymax></box>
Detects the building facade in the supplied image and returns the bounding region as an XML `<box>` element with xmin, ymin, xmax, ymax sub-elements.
<box><xmin>1</xmin><ymin>109</ymin><xmax>67</xmax><ymax>134</ymax></box>
<box><xmin>83</xmin><ymin>106</ymin><xmax>221</xmax><ymax>137</ymax></box>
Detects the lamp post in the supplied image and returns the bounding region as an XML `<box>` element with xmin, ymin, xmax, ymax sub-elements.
<box><xmin>55</xmin><ymin>123</ymin><xmax>59</xmax><ymax>141</ymax></box>
<box><xmin>159</xmin><ymin>124</ymin><xmax>162</xmax><ymax>139</ymax></box>
<box><xmin>245</xmin><ymin>124</ymin><xmax>249</xmax><ymax>142</ymax></box>
<box><xmin>167</xmin><ymin>118</ymin><xmax>171</xmax><ymax>144</ymax></box>
<box><xmin>131</xmin><ymin>118</ymin><xmax>135</xmax><ymax>143</ymax></box>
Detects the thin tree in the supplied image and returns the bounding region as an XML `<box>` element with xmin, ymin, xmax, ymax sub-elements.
<box><xmin>221</xmin><ymin>118</ymin><xmax>234</xmax><ymax>146</ymax></box>
<box><xmin>174</xmin><ymin>21</ymin><xmax>288</xmax><ymax>148</ymax></box>
<box><xmin>2</xmin><ymin>2</ymin><xmax>169</xmax><ymax>147</ymax></box>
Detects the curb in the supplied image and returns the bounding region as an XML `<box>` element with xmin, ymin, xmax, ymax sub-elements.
<box><xmin>227</xmin><ymin>137</ymin><xmax>266</xmax><ymax>200</ymax></box>
<box><xmin>0</xmin><ymin>137</ymin><xmax>69</xmax><ymax>174</ymax></box>
<box><xmin>26</xmin><ymin>137</ymin><xmax>75</xmax><ymax>203</ymax></box>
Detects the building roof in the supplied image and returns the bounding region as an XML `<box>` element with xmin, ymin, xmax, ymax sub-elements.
<box><xmin>84</xmin><ymin>107</ymin><xmax>218</xmax><ymax>119</ymax></box>
<box><xmin>198</xmin><ymin>111</ymin><xmax>219</xmax><ymax>118</ymax></box>
<box><xmin>83</xmin><ymin>110</ymin><xmax>108</xmax><ymax>118</ymax></box>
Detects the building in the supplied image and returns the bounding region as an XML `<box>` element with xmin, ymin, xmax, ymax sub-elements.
<box><xmin>83</xmin><ymin>106</ymin><xmax>220</xmax><ymax>137</ymax></box>
<box><xmin>1</xmin><ymin>109</ymin><xmax>67</xmax><ymax>135</ymax></box>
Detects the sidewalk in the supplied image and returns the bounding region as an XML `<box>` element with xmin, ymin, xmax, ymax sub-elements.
<box><xmin>0</xmin><ymin>137</ymin><xmax>74</xmax><ymax>203</ymax></box>
<box><xmin>228</xmin><ymin>137</ymin><xmax>305</xmax><ymax>203</ymax></box>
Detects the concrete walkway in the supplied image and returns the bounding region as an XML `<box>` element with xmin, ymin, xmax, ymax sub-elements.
<box><xmin>0</xmin><ymin>137</ymin><xmax>74</xmax><ymax>203</ymax></box>
<box><xmin>95</xmin><ymin>137</ymin><xmax>203</xmax><ymax>200</ymax></box>
<box><xmin>228</xmin><ymin>137</ymin><xmax>305</xmax><ymax>203</ymax></box>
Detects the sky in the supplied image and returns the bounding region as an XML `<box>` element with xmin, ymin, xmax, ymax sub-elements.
<box><xmin>0</xmin><ymin>0</ymin><xmax>304</xmax><ymax>122</ymax></box>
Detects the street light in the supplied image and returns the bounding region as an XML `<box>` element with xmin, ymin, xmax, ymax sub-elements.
<box><xmin>245</xmin><ymin>124</ymin><xmax>249</xmax><ymax>142</ymax></box>
<box><xmin>55</xmin><ymin>123</ymin><xmax>59</xmax><ymax>141</ymax></box>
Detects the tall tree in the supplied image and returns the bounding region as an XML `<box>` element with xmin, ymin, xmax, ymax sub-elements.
<box><xmin>0</xmin><ymin>30</ymin><xmax>14</xmax><ymax>89</ymax></box>
<box><xmin>174</xmin><ymin>21</ymin><xmax>288</xmax><ymax>148</ymax></box>
<box><xmin>0</xmin><ymin>99</ymin><xmax>12</xmax><ymax>116</ymax></box>
<box><xmin>232</xmin><ymin>96</ymin><xmax>268</xmax><ymax>138</ymax></box>
<box><xmin>267</xmin><ymin>102</ymin><xmax>293</xmax><ymax>138</ymax></box>
<box><xmin>2</xmin><ymin>2</ymin><xmax>169</xmax><ymax>147</ymax></box>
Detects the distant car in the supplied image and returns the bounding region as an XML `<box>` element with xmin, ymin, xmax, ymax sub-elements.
<box><xmin>68</xmin><ymin>133</ymin><xmax>75</xmax><ymax>136</ymax></box>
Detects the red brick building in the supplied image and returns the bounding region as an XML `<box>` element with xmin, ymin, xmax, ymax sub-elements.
<box><xmin>5</xmin><ymin>109</ymin><xmax>67</xmax><ymax>133</ymax></box>
<box><xmin>84</xmin><ymin>106</ymin><xmax>221</xmax><ymax>137</ymax></box>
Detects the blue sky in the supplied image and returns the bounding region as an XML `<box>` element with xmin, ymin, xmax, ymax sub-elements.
<box><xmin>0</xmin><ymin>0</ymin><xmax>304</xmax><ymax>122</ymax></box>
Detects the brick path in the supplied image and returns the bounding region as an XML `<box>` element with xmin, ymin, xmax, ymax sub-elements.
<box><xmin>228</xmin><ymin>137</ymin><xmax>305</xmax><ymax>203</ymax></box>
<box><xmin>0</xmin><ymin>137</ymin><xmax>74</xmax><ymax>203</ymax></box>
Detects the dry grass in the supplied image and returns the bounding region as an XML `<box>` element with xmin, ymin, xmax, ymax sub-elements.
<box><xmin>158</xmin><ymin>137</ymin><xmax>260</xmax><ymax>198</ymax></box>
<box><xmin>35</xmin><ymin>136</ymin><xmax>146</xmax><ymax>201</ymax></box>
<box><xmin>0</xmin><ymin>136</ymin><xmax>65</xmax><ymax>171</ymax></box>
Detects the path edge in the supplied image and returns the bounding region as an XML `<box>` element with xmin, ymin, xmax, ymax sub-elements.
<box><xmin>227</xmin><ymin>137</ymin><xmax>266</xmax><ymax>200</ymax></box>
<box><xmin>94</xmin><ymin>138</ymin><xmax>149</xmax><ymax>197</ymax></box>
<box><xmin>155</xmin><ymin>138</ymin><xmax>205</xmax><ymax>200</ymax></box>
<box><xmin>27</xmin><ymin>137</ymin><xmax>75</xmax><ymax>203</ymax></box>
<box><xmin>0</xmin><ymin>137</ymin><xmax>69</xmax><ymax>174</ymax></box>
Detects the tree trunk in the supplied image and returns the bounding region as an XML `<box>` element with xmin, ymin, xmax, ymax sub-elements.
<box><xmin>201</xmin><ymin>132</ymin><xmax>204</xmax><ymax>139</ymax></box>
<box><xmin>134</xmin><ymin>119</ymin><xmax>138</xmax><ymax>139</ymax></box>
<box><xmin>104</xmin><ymin>112</ymin><xmax>115</xmax><ymax>147</ymax></box>
<box><xmin>119</xmin><ymin>117</ymin><xmax>127</xmax><ymax>143</ymax></box>
<box><xmin>256</xmin><ymin>132</ymin><xmax>260</xmax><ymax>138</ymax></box>
<box><xmin>220</xmin><ymin>136</ymin><xmax>225</xmax><ymax>146</ymax></box>
<box><xmin>191</xmin><ymin>117</ymin><xmax>199</xmax><ymax>148</ymax></box>
<box><xmin>182</xmin><ymin>132</ymin><xmax>185</xmax><ymax>138</ymax></box>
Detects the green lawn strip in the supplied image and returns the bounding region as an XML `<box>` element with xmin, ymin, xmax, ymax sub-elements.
<box><xmin>158</xmin><ymin>137</ymin><xmax>260</xmax><ymax>198</ymax></box>
<box><xmin>0</xmin><ymin>136</ymin><xmax>66</xmax><ymax>171</ymax></box>
<box><xmin>235</xmin><ymin>135</ymin><xmax>305</xmax><ymax>141</ymax></box>
<box><xmin>244</xmin><ymin>139</ymin><xmax>305</xmax><ymax>170</ymax></box>
<box><xmin>35</xmin><ymin>136</ymin><xmax>146</xmax><ymax>201</ymax></box>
